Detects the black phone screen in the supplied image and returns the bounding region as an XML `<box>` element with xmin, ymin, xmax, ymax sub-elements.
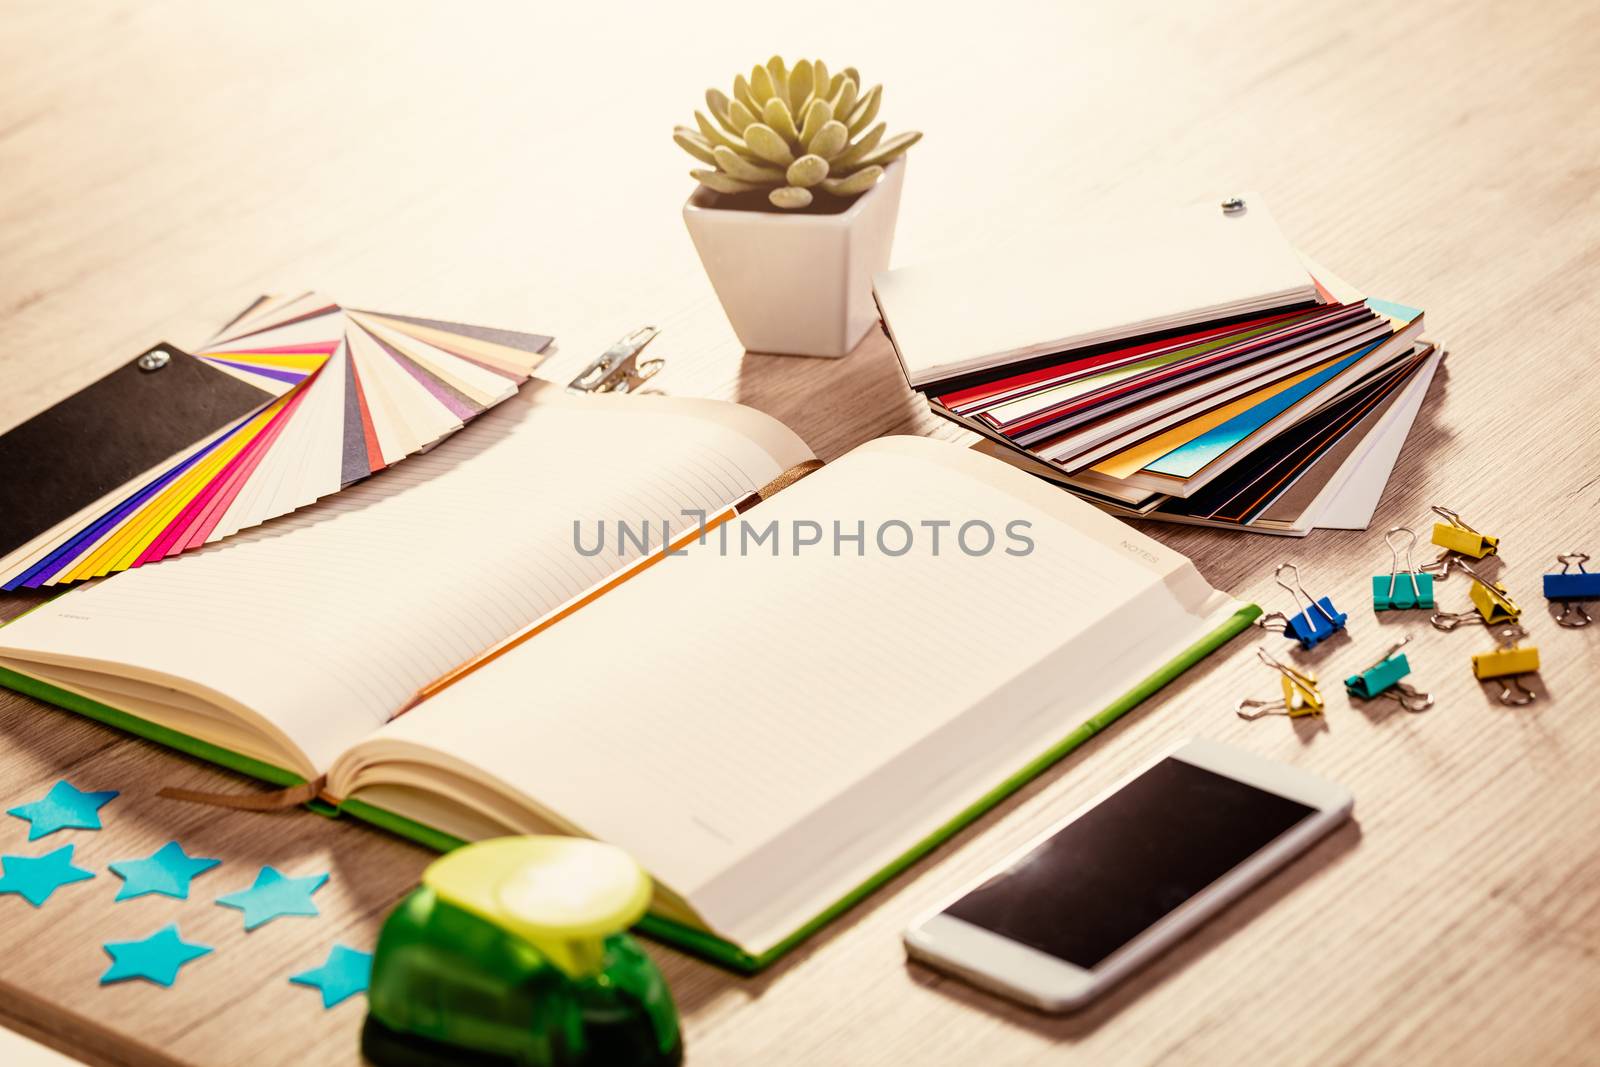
<box><xmin>945</xmin><ymin>757</ymin><xmax>1316</xmax><ymax>969</ymax></box>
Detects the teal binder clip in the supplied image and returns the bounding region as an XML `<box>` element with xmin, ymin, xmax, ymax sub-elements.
<box><xmin>1345</xmin><ymin>636</ymin><xmax>1433</xmax><ymax>712</ymax></box>
<box><xmin>1372</xmin><ymin>526</ymin><xmax>1435</xmax><ymax>611</ymax></box>
<box><xmin>1256</xmin><ymin>562</ymin><xmax>1348</xmax><ymax>649</ymax></box>
<box><xmin>1544</xmin><ymin>552</ymin><xmax>1599</xmax><ymax>628</ymax></box>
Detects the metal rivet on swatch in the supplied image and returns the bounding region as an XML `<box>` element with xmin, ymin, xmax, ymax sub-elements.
<box><xmin>137</xmin><ymin>349</ymin><xmax>171</xmax><ymax>372</ymax></box>
<box><xmin>1221</xmin><ymin>197</ymin><xmax>1247</xmax><ymax>215</ymax></box>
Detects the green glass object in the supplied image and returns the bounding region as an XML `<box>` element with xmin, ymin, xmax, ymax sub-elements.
<box><xmin>363</xmin><ymin>837</ymin><xmax>682</xmax><ymax>1067</ymax></box>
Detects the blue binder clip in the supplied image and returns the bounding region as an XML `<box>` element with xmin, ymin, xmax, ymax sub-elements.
<box><xmin>1544</xmin><ymin>552</ymin><xmax>1599</xmax><ymax>628</ymax></box>
<box><xmin>1372</xmin><ymin>526</ymin><xmax>1435</xmax><ymax>611</ymax></box>
<box><xmin>1256</xmin><ymin>562</ymin><xmax>1348</xmax><ymax>650</ymax></box>
<box><xmin>1344</xmin><ymin>636</ymin><xmax>1434</xmax><ymax>712</ymax></box>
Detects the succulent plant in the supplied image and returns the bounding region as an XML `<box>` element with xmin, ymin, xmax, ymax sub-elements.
<box><xmin>675</xmin><ymin>57</ymin><xmax>922</xmax><ymax>210</ymax></box>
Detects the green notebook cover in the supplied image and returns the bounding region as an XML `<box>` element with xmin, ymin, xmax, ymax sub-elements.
<box><xmin>0</xmin><ymin>601</ymin><xmax>1257</xmax><ymax>974</ymax></box>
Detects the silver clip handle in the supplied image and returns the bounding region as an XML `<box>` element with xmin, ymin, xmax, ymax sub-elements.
<box><xmin>567</xmin><ymin>327</ymin><xmax>663</xmax><ymax>395</ymax></box>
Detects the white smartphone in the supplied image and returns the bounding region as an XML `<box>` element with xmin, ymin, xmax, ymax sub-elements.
<box><xmin>904</xmin><ymin>737</ymin><xmax>1352</xmax><ymax>1012</ymax></box>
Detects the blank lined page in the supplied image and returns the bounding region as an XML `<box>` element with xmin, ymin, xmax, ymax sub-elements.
<box><xmin>0</xmin><ymin>384</ymin><xmax>812</xmax><ymax>774</ymax></box>
<box><xmin>368</xmin><ymin>435</ymin><xmax>1233</xmax><ymax>949</ymax></box>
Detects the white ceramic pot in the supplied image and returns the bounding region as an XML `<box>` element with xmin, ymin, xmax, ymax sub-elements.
<box><xmin>682</xmin><ymin>160</ymin><xmax>905</xmax><ymax>358</ymax></box>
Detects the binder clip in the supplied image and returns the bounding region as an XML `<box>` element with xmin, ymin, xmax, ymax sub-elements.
<box><xmin>1470</xmin><ymin>624</ymin><xmax>1541</xmax><ymax>705</ymax></box>
<box><xmin>1344</xmin><ymin>636</ymin><xmax>1434</xmax><ymax>712</ymax></box>
<box><xmin>1256</xmin><ymin>563</ymin><xmax>1348</xmax><ymax>649</ymax></box>
<box><xmin>1430</xmin><ymin>560</ymin><xmax>1522</xmax><ymax>630</ymax></box>
<box><xmin>1372</xmin><ymin>526</ymin><xmax>1435</xmax><ymax>611</ymax></box>
<box><xmin>566</xmin><ymin>327</ymin><xmax>664</xmax><ymax>395</ymax></box>
<box><xmin>1423</xmin><ymin>505</ymin><xmax>1499</xmax><ymax>580</ymax></box>
<box><xmin>1236</xmin><ymin>648</ymin><xmax>1324</xmax><ymax>721</ymax></box>
<box><xmin>1543</xmin><ymin>552</ymin><xmax>1599</xmax><ymax>628</ymax></box>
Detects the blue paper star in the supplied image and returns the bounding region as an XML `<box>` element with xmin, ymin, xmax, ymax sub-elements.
<box><xmin>109</xmin><ymin>841</ymin><xmax>221</xmax><ymax>901</ymax></box>
<box><xmin>101</xmin><ymin>924</ymin><xmax>212</xmax><ymax>987</ymax></box>
<box><xmin>290</xmin><ymin>944</ymin><xmax>373</xmax><ymax>1008</ymax></box>
<box><xmin>0</xmin><ymin>845</ymin><xmax>95</xmax><ymax>906</ymax></box>
<box><xmin>7</xmin><ymin>780</ymin><xmax>119</xmax><ymax>840</ymax></box>
<box><xmin>215</xmin><ymin>865</ymin><xmax>328</xmax><ymax>930</ymax></box>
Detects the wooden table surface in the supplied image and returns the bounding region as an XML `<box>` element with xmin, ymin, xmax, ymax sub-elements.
<box><xmin>3</xmin><ymin>1</ymin><xmax>1599</xmax><ymax>1064</ymax></box>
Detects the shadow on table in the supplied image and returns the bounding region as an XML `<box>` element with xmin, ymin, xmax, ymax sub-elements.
<box><xmin>734</xmin><ymin>329</ymin><xmax>929</xmax><ymax>462</ymax></box>
<box><xmin>906</xmin><ymin>816</ymin><xmax>1364</xmax><ymax>1040</ymax></box>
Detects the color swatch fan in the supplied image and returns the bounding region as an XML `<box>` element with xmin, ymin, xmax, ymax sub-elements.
<box><xmin>0</xmin><ymin>294</ymin><xmax>551</xmax><ymax>589</ymax></box>
<box><xmin>873</xmin><ymin>198</ymin><xmax>1444</xmax><ymax>537</ymax></box>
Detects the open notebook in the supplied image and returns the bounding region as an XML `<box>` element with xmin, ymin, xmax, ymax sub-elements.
<box><xmin>0</xmin><ymin>383</ymin><xmax>1255</xmax><ymax>971</ymax></box>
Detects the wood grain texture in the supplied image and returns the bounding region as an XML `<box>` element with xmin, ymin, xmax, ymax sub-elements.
<box><xmin>2</xmin><ymin>1</ymin><xmax>1598</xmax><ymax>1064</ymax></box>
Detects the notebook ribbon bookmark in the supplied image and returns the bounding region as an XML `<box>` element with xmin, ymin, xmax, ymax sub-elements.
<box><xmin>738</xmin><ymin>459</ymin><xmax>826</xmax><ymax>512</ymax></box>
<box><xmin>158</xmin><ymin>777</ymin><xmax>329</xmax><ymax>812</ymax></box>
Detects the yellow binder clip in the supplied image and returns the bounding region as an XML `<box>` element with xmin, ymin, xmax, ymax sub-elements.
<box><xmin>1431</xmin><ymin>560</ymin><xmax>1521</xmax><ymax>630</ymax></box>
<box><xmin>1236</xmin><ymin>647</ymin><xmax>1324</xmax><ymax>720</ymax></box>
<box><xmin>1425</xmin><ymin>505</ymin><xmax>1499</xmax><ymax>579</ymax></box>
<box><xmin>1470</xmin><ymin>624</ymin><xmax>1541</xmax><ymax>705</ymax></box>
